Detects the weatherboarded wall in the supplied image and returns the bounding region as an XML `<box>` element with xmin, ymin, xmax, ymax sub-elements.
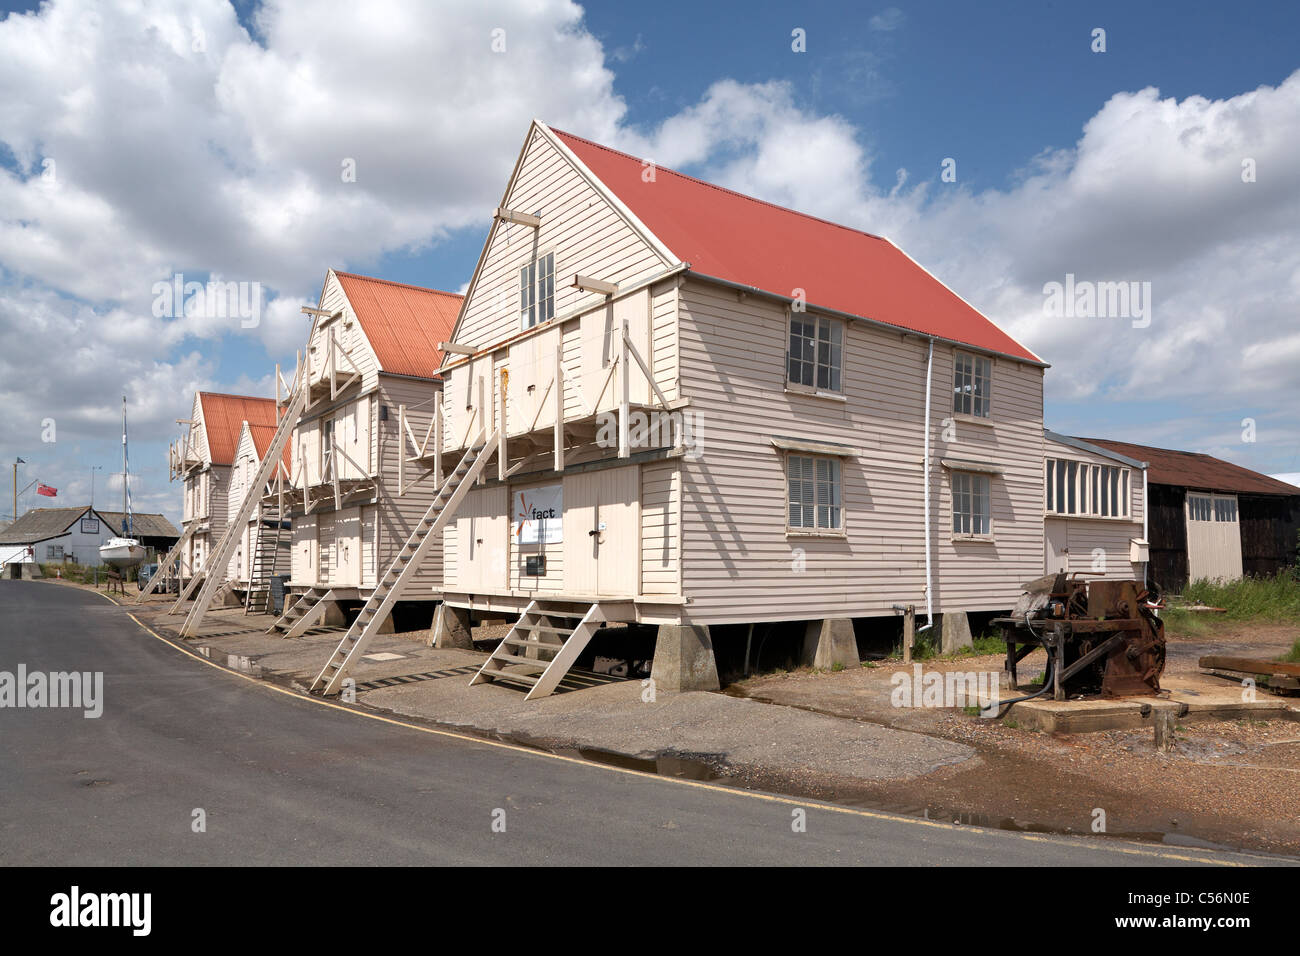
<box><xmin>675</xmin><ymin>276</ymin><xmax>1045</xmax><ymax>626</ymax></box>
<box><xmin>454</xmin><ymin>127</ymin><xmax>669</xmax><ymax>352</ymax></box>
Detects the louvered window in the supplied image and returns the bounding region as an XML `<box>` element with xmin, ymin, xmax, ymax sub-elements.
<box><xmin>788</xmin><ymin>454</ymin><xmax>842</xmax><ymax>530</ymax></box>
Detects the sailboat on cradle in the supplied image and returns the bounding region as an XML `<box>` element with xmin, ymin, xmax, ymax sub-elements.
<box><xmin>99</xmin><ymin>396</ymin><xmax>147</xmax><ymax>569</ymax></box>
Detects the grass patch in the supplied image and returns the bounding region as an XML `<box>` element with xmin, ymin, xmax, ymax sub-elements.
<box><xmin>909</xmin><ymin>631</ymin><xmax>1006</xmax><ymax>661</ymax></box>
<box><xmin>1162</xmin><ymin>571</ymin><xmax>1300</xmax><ymax>635</ymax></box>
<box><xmin>38</xmin><ymin>562</ymin><xmax>123</xmax><ymax>585</ymax></box>
<box><xmin>1283</xmin><ymin>637</ymin><xmax>1300</xmax><ymax>664</ymax></box>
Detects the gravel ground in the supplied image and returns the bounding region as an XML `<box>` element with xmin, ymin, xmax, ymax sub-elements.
<box><xmin>733</xmin><ymin>622</ymin><xmax>1300</xmax><ymax>854</ymax></box>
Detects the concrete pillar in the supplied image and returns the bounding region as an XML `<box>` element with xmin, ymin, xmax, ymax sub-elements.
<box><xmin>651</xmin><ymin>624</ymin><xmax>720</xmax><ymax>692</ymax></box>
<box><xmin>431</xmin><ymin>602</ymin><xmax>473</xmax><ymax>649</ymax></box>
<box><xmin>322</xmin><ymin>600</ymin><xmax>348</xmax><ymax>627</ymax></box>
<box><xmin>939</xmin><ymin>610</ymin><xmax>973</xmax><ymax>655</ymax></box>
<box><xmin>801</xmin><ymin>618</ymin><xmax>859</xmax><ymax>670</ymax></box>
<box><xmin>374</xmin><ymin>610</ymin><xmax>395</xmax><ymax>634</ymax></box>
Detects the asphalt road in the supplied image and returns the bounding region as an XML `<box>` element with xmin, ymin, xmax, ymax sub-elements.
<box><xmin>0</xmin><ymin>580</ymin><xmax>1287</xmax><ymax>866</ymax></box>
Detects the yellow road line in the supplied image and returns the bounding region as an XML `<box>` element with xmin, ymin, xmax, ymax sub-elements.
<box><xmin>83</xmin><ymin>587</ymin><xmax>1268</xmax><ymax>866</ymax></box>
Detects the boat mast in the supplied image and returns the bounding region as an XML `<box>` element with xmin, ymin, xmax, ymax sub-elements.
<box><xmin>121</xmin><ymin>395</ymin><xmax>132</xmax><ymax>538</ymax></box>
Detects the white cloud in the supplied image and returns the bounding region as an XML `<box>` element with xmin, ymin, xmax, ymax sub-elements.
<box><xmin>616</xmin><ymin>73</ymin><xmax>1300</xmax><ymax>470</ymax></box>
<box><xmin>0</xmin><ymin>0</ymin><xmax>632</xmax><ymax>520</ymax></box>
<box><xmin>869</xmin><ymin>8</ymin><xmax>905</xmax><ymax>32</ymax></box>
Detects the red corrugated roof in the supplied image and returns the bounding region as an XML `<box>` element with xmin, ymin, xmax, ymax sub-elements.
<box><xmin>334</xmin><ymin>272</ymin><xmax>463</xmax><ymax>378</ymax></box>
<box><xmin>248</xmin><ymin>423</ymin><xmax>292</xmax><ymax>475</ymax></box>
<box><xmin>198</xmin><ymin>393</ymin><xmax>278</xmax><ymax>466</ymax></box>
<box><xmin>551</xmin><ymin>128</ymin><xmax>1042</xmax><ymax>364</ymax></box>
<box><xmin>1079</xmin><ymin>438</ymin><xmax>1300</xmax><ymax>496</ymax></box>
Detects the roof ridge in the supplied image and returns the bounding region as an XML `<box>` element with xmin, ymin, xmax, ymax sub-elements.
<box><xmin>550</xmin><ymin>127</ymin><xmax>888</xmax><ymax>244</ymax></box>
<box><xmin>198</xmin><ymin>391</ymin><xmax>277</xmax><ymax>402</ymax></box>
<box><xmin>334</xmin><ymin>270</ymin><xmax>464</xmax><ymax>299</ymax></box>
<box><xmin>1078</xmin><ymin>437</ymin><xmax>1216</xmax><ymax>458</ymax></box>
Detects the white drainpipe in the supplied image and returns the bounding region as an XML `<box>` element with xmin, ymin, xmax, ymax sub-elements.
<box><xmin>920</xmin><ymin>337</ymin><xmax>935</xmax><ymax>632</ymax></box>
<box><xmin>1142</xmin><ymin>464</ymin><xmax>1150</xmax><ymax>594</ymax></box>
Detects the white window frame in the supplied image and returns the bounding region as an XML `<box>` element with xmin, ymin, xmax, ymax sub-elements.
<box><xmin>953</xmin><ymin>351</ymin><xmax>992</xmax><ymax>418</ymax></box>
<box><xmin>785</xmin><ymin>453</ymin><xmax>844</xmax><ymax>534</ymax></box>
<box><xmin>952</xmin><ymin>471</ymin><xmax>992</xmax><ymax>538</ymax></box>
<box><xmin>520</xmin><ymin>251</ymin><xmax>556</xmax><ymax>330</ymax></box>
<box><xmin>786</xmin><ymin>313</ymin><xmax>844</xmax><ymax>394</ymax></box>
<box><xmin>1045</xmin><ymin>459</ymin><xmax>1130</xmax><ymax>519</ymax></box>
<box><xmin>321</xmin><ymin>417</ymin><xmax>335</xmax><ymax>475</ymax></box>
<box><xmin>1188</xmin><ymin>493</ymin><xmax>1236</xmax><ymax>523</ymax></box>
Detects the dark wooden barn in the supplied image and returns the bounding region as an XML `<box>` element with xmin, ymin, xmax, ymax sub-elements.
<box><xmin>1079</xmin><ymin>438</ymin><xmax>1299</xmax><ymax>591</ymax></box>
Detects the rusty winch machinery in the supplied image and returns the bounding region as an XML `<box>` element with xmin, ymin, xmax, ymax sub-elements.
<box><xmin>994</xmin><ymin>574</ymin><xmax>1166</xmax><ymax>701</ymax></box>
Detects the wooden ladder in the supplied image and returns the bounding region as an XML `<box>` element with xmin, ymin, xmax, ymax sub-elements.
<box><xmin>243</xmin><ymin>503</ymin><xmax>286</xmax><ymax>615</ymax></box>
<box><xmin>310</xmin><ymin>429</ymin><xmax>499</xmax><ymax>696</ymax></box>
<box><xmin>470</xmin><ymin>600</ymin><xmax>609</xmax><ymax>700</ymax></box>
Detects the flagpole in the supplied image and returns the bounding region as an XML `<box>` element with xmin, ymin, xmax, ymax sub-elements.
<box><xmin>12</xmin><ymin>457</ymin><xmax>24</xmax><ymax>523</ymax></box>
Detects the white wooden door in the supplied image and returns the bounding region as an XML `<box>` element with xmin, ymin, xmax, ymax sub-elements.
<box><xmin>293</xmin><ymin>514</ymin><xmax>318</xmax><ymax>585</ymax></box>
<box><xmin>1045</xmin><ymin>519</ymin><xmax>1069</xmax><ymax>573</ymax></box>
<box><xmin>563</xmin><ymin>467</ymin><xmax>639</xmax><ymax>597</ymax></box>
<box><xmin>455</xmin><ymin>486</ymin><xmax>508</xmax><ymax>592</ymax></box>
<box><xmin>334</xmin><ymin>507</ymin><xmax>361</xmax><ymax>587</ymax></box>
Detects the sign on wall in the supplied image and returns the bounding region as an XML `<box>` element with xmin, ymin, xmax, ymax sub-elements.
<box><xmin>513</xmin><ymin>484</ymin><xmax>562</xmax><ymax>545</ymax></box>
<box><xmin>80</xmin><ymin>517</ymin><xmax>99</xmax><ymax>534</ymax></box>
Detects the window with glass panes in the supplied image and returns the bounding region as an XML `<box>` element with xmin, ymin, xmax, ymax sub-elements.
<box><xmin>952</xmin><ymin>352</ymin><xmax>991</xmax><ymax>417</ymax></box>
<box><xmin>321</xmin><ymin>417</ymin><xmax>334</xmax><ymax>473</ymax></box>
<box><xmin>1213</xmin><ymin>497</ymin><xmax>1237</xmax><ymax>522</ymax></box>
<box><xmin>952</xmin><ymin>471</ymin><xmax>991</xmax><ymax>535</ymax></box>
<box><xmin>519</xmin><ymin>252</ymin><xmax>555</xmax><ymax>329</ymax></box>
<box><xmin>1045</xmin><ymin>459</ymin><xmax>1130</xmax><ymax>517</ymax></box>
<box><xmin>787</xmin><ymin>314</ymin><xmax>843</xmax><ymax>392</ymax></box>
<box><xmin>787</xmin><ymin>454</ymin><xmax>842</xmax><ymax>531</ymax></box>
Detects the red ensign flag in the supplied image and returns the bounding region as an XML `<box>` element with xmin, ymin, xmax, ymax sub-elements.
<box><xmin>37</xmin><ymin>483</ymin><xmax>57</xmax><ymax>497</ymax></box>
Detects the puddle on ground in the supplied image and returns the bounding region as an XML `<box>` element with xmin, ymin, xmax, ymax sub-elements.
<box><xmin>550</xmin><ymin>747</ymin><xmax>723</xmax><ymax>781</ymax></box>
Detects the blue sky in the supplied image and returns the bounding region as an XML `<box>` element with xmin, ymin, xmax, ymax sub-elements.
<box><xmin>0</xmin><ymin>0</ymin><xmax>1297</xmax><ymax>522</ymax></box>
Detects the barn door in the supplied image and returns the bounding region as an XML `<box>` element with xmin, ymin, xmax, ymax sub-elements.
<box><xmin>1186</xmin><ymin>493</ymin><xmax>1243</xmax><ymax>582</ymax></box>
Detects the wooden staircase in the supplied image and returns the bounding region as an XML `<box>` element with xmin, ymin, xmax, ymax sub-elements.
<box><xmin>167</xmin><ymin>569</ymin><xmax>203</xmax><ymax>615</ymax></box>
<box><xmin>243</xmin><ymin>505</ymin><xmax>287</xmax><ymax>615</ymax></box>
<box><xmin>469</xmin><ymin>599</ymin><xmax>613</xmax><ymax>700</ymax></box>
<box><xmin>135</xmin><ymin>522</ymin><xmax>195</xmax><ymax>603</ymax></box>
<box><xmin>310</xmin><ymin>429</ymin><xmax>499</xmax><ymax>696</ymax></box>
<box><xmin>268</xmin><ymin>586</ymin><xmax>329</xmax><ymax>637</ymax></box>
